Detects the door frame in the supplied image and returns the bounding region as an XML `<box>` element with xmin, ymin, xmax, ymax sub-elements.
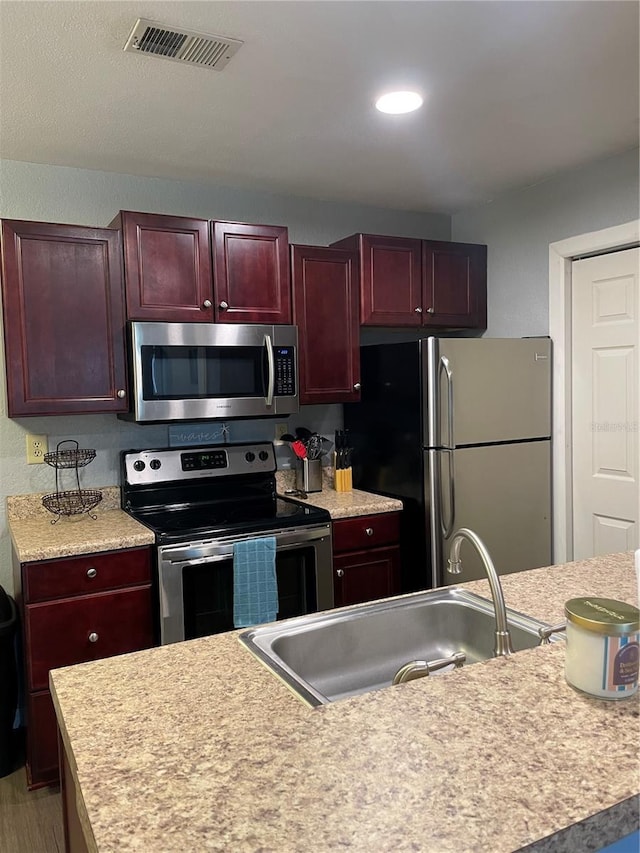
<box><xmin>548</xmin><ymin>219</ymin><xmax>640</xmax><ymax>564</ymax></box>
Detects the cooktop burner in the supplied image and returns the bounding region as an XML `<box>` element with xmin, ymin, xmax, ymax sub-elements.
<box><xmin>121</xmin><ymin>441</ymin><xmax>331</xmax><ymax>545</ymax></box>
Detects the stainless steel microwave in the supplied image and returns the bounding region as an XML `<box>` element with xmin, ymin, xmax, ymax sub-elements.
<box><xmin>119</xmin><ymin>321</ymin><xmax>299</xmax><ymax>422</ymax></box>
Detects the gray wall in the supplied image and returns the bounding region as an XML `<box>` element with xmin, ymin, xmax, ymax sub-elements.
<box><xmin>451</xmin><ymin>147</ymin><xmax>640</xmax><ymax>337</ymax></box>
<box><xmin>0</xmin><ymin>158</ymin><xmax>450</xmax><ymax>594</ymax></box>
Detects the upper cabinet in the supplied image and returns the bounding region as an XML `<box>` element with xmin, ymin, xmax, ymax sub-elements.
<box><xmin>111</xmin><ymin>212</ymin><xmax>292</xmax><ymax>324</ymax></box>
<box><xmin>212</xmin><ymin>221</ymin><xmax>291</xmax><ymax>324</ymax></box>
<box><xmin>112</xmin><ymin>211</ymin><xmax>213</xmax><ymax>322</ymax></box>
<box><xmin>0</xmin><ymin>220</ymin><xmax>128</xmax><ymax>416</ymax></box>
<box><xmin>330</xmin><ymin>233</ymin><xmax>487</xmax><ymax>330</ymax></box>
<box><xmin>291</xmin><ymin>244</ymin><xmax>360</xmax><ymax>405</ymax></box>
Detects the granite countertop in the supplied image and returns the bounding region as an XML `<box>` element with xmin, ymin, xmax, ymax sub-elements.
<box><xmin>50</xmin><ymin>552</ymin><xmax>639</xmax><ymax>853</ymax></box>
<box><xmin>7</xmin><ymin>487</ymin><xmax>154</xmax><ymax>562</ymax></box>
<box><xmin>8</xmin><ymin>478</ymin><xmax>400</xmax><ymax>563</ymax></box>
<box><xmin>276</xmin><ymin>468</ymin><xmax>403</xmax><ymax>518</ymax></box>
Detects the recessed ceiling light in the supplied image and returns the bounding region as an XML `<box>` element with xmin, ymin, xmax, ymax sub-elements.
<box><xmin>375</xmin><ymin>91</ymin><xmax>423</xmax><ymax>115</ymax></box>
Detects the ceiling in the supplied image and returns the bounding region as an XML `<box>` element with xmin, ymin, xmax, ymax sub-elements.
<box><xmin>0</xmin><ymin>1</ymin><xmax>638</xmax><ymax>214</ymax></box>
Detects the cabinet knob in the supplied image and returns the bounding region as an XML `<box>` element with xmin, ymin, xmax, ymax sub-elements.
<box><xmin>86</xmin><ymin>567</ymin><xmax>97</xmax><ymax>579</ymax></box>
<box><xmin>202</xmin><ymin>299</ymin><xmax>212</xmax><ymax>309</ymax></box>
<box><xmin>414</xmin><ymin>306</ymin><xmax>423</xmax><ymax>314</ymax></box>
<box><xmin>88</xmin><ymin>632</ymin><xmax>99</xmax><ymax>643</ymax></box>
<box><xmin>353</xmin><ymin>382</ymin><xmax>361</xmax><ymax>391</ymax></box>
<box><xmin>365</xmin><ymin>527</ymin><xmax>374</xmax><ymax>536</ymax></box>
<box><xmin>426</xmin><ymin>307</ymin><xmax>435</xmax><ymax>314</ymax></box>
<box><xmin>218</xmin><ymin>301</ymin><xmax>229</xmax><ymax>310</ymax></box>
<box><xmin>336</xmin><ymin>569</ymin><xmax>344</xmax><ymax>578</ymax></box>
<box><xmin>117</xmin><ymin>389</ymin><xmax>126</xmax><ymax>399</ymax></box>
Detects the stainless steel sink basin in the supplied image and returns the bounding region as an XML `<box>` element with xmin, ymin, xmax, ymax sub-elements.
<box><xmin>239</xmin><ymin>588</ymin><xmax>561</xmax><ymax>706</ymax></box>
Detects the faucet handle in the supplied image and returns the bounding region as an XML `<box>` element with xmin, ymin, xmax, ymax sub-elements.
<box><xmin>537</xmin><ymin>623</ymin><xmax>566</xmax><ymax>645</ymax></box>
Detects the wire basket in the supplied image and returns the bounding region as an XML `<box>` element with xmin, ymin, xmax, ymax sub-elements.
<box><xmin>44</xmin><ymin>447</ymin><xmax>96</xmax><ymax>468</ymax></box>
<box><xmin>42</xmin><ymin>489</ymin><xmax>103</xmax><ymax>519</ymax></box>
<box><xmin>41</xmin><ymin>440</ymin><xmax>101</xmax><ymax>523</ymax></box>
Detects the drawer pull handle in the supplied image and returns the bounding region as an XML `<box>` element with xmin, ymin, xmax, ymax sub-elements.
<box><xmin>336</xmin><ymin>569</ymin><xmax>344</xmax><ymax>578</ymax></box>
<box><xmin>88</xmin><ymin>632</ymin><xmax>99</xmax><ymax>643</ymax></box>
<box><xmin>86</xmin><ymin>568</ymin><xmax>97</xmax><ymax>579</ymax></box>
<box><xmin>365</xmin><ymin>527</ymin><xmax>374</xmax><ymax>536</ymax></box>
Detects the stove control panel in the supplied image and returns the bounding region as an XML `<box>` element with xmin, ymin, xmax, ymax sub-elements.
<box><xmin>123</xmin><ymin>442</ymin><xmax>276</xmax><ymax>486</ymax></box>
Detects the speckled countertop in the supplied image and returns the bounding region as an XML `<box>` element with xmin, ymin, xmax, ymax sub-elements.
<box><xmin>51</xmin><ymin>552</ymin><xmax>639</xmax><ymax>853</ymax></box>
<box><xmin>8</xmin><ymin>479</ymin><xmax>399</xmax><ymax>563</ymax></box>
<box><xmin>276</xmin><ymin>468</ymin><xmax>403</xmax><ymax>518</ymax></box>
<box><xmin>7</xmin><ymin>487</ymin><xmax>154</xmax><ymax>562</ymax></box>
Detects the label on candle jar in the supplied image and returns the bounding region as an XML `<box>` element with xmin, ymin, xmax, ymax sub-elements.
<box><xmin>607</xmin><ymin>635</ymin><xmax>639</xmax><ymax>692</ymax></box>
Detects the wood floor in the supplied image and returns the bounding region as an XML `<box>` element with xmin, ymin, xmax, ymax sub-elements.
<box><xmin>0</xmin><ymin>760</ymin><xmax>64</xmax><ymax>853</ymax></box>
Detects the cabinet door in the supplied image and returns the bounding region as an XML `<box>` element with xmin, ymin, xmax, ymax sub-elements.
<box><xmin>422</xmin><ymin>241</ymin><xmax>487</xmax><ymax>329</ymax></box>
<box><xmin>333</xmin><ymin>546</ymin><xmax>401</xmax><ymax>608</ymax></box>
<box><xmin>116</xmin><ymin>211</ymin><xmax>213</xmax><ymax>322</ymax></box>
<box><xmin>291</xmin><ymin>245</ymin><xmax>360</xmax><ymax>405</ymax></box>
<box><xmin>212</xmin><ymin>222</ymin><xmax>291</xmax><ymax>323</ymax></box>
<box><xmin>26</xmin><ymin>586</ymin><xmax>153</xmax><ymax>691</ymax></box>
<box><xmin>26</xmin><ymin>690</ymin><xmax>59</xmax><ymax>789</ymax></box>
<box><xmin>1</xmin><ymin>220</ymin><xmax>128</xmax><ymax>416</ymax></box>
<box><xmin>332</xmin><ymin>234</ymin><xmax>422</xmax><ymax>326</ymax></box>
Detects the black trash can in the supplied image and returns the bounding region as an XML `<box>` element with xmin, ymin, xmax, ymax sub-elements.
<box><xmin>0</xmin><ymin>585</ymin><xmax>18</xmax><ymax>778</ymax></box>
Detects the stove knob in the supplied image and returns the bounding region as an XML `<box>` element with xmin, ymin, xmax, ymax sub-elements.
<box><xmin>258</xmin><ymin>450</ymin><xmax>269</xmax><ymax>462</ymax></box>
<box><xmin>150</xmin><ymin>459</ymin><xmax>161</xmax><ymax>470</ymax></box>
<box><xmin>245</xmin><ymin>451</ymin><xmax>256</xmax><ymax>463</ymax></box>
<box><xmin>133</xmin><ymin>460</ymin><xmax>145</xmax><ymax>472</ymax></box>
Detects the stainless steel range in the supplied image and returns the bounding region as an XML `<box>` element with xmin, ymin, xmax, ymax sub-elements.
<box><xmin>121</xmin><ymin>442</ymin><xmax>333</xmax><ymax>645</ymax></box>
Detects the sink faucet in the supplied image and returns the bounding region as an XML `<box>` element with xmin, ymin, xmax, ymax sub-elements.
<box><xmin>446</xmin><ymin>528</ymin><xmax>514</xmax><ymax>657</ymax></box>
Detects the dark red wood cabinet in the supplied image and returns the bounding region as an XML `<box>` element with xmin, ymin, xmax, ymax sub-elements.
<box><xmin>291</xmin><ymin>244</ymin><xmax>360</xmax><ymax>405</ymax></box>
<box><xmin>111</xmin><ymin>212</ymin><xmax>292</xmax><ymax>324</ymax></box>
<box><xmin>14</xmin><ymin>547</ymin><xmax>154</xmax><ymax>788</ymax></box>
<box><xmin>213</xmin><ymin>221</ymin><xmax>291</xmax><ymax>323</ymax></box>
<box><xmin>112</xmin><ymin>211</ymin><xmax>214</xmax><ymax>322</ymax></box>
<box><xmin>330</xmin><ymin>233</ymin><xmax>487</xmax><ymax>330</ymax></box>
<box><xmin>0</xmin><ymin>220</ymin><xmax>128</xmax><ymax>416</ymax></box>
<box><xmin>332</xmin><ymin>513</ymin><xmax>401</xmax><ymax>608</ymax></box>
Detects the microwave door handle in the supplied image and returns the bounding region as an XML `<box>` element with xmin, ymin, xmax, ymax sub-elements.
<box><xmin>264</xmin><ymin>334</ymin><xmax>275</xmax><ymax>407</ymax></box>
<box><xmin>151</xmin><ymin>347</ymin><xmax>159</xmax><ymax>396</ymax></box>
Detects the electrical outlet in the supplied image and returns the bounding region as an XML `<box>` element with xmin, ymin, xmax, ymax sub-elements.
<box><xmin>26</xmin><ymin>433</ymin><xmax>48</xmax><ymax>464</ymax></box>
<box><xmin>274</xmin><ymin>423</ymin><xmax>289</xmax><ymax>441</ymax></box>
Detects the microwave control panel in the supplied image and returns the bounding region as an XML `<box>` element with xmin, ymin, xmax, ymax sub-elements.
<box><xmin>275</xmin><ymin>347</ymin><xmax>296</xmax><ymax>396</ymax></box>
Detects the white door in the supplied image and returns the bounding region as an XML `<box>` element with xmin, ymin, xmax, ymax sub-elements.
<box><xmin>571</xmin><ymin>248</ymin><xmax>640</xmax><ymax>559</ymax></box>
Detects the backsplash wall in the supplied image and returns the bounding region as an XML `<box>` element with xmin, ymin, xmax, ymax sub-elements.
<box><xmin>0</xmin><ymin>158</ymin><xmax>450</xmax><ymax>595</ymax></box>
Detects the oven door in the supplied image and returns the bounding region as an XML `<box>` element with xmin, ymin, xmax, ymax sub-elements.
<box><xmin>157</xmin><ymin>524</ymin><xmax>333</xmax><ymax>644</ymax></box>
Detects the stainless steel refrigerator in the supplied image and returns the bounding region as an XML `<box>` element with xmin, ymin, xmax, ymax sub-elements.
<box><xmin>344</xmin><ymin>337</ymin><xmax>552</xmax><ymax>591</ymax></box>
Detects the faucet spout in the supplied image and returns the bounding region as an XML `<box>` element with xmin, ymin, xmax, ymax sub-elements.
<box><xmin>447</xmin><ymin>528</ymin><xmax>514</xmax><ymax>657</ymax></box>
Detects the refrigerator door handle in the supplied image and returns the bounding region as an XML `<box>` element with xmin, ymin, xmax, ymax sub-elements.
<box><xmin>439</xmin><ymin>355</ymin><xmax>454</xmax><ymax>450</ymax></box>
<box><xmin>440</xmin><ymin>448</ymin><xmax>456</xmax><ymax>539</ymax></box>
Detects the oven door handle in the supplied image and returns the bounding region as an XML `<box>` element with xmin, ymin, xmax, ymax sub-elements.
<box><xmin>264</xmin><ymin>333</ymin><xmax>275</xmax><ymax>408</ymax></box>
<box><xmin>160</xmin><ymin>524</ymin><xmax>332</xmax><ymax>566</ymax></box>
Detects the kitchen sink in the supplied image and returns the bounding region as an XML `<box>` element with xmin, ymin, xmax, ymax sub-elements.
<box><xmin>239</xmin><ymin>588</ymin><xmax>561</xmax><ymax>706</ymax></box>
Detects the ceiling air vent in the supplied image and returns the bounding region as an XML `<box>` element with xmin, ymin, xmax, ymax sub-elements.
<box><xmin>123</xmin><ymin>18</ymin><xmax>243</xmax><ymax>71</ymax></box>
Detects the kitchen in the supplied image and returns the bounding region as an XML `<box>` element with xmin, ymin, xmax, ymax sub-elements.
<box><xmin>1</xmin><ymin>1</ymin><xmax>639</xmax><ymax>851</ymax></box>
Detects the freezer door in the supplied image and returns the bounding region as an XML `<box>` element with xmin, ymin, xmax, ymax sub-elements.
<box><xmin>429</xmin><ymin>441</ymin><xmax>552</xmax><ymax>586</ymax></box>
<box><xmin>425</xmin><ymin>338</ymin><xmax>551</xmax><ymax>446</ymax></box>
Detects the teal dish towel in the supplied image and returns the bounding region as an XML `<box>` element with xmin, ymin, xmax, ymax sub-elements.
<box><xmin>233</xmin><ymin>537</ymin><xmax>278</xmax><ymax>628</ymax></box>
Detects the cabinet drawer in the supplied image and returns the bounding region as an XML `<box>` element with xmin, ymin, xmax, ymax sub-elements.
<box><xmin>332</xmin><ymin>513</ymin><xmax>400</xmax><ymax>553</ymax></box>
<box><xmin>26</xmin><ymin>587</ymin><xmax>153</xmax><ymax>691</ymax></box>
<box><xmin>24</xmin><ymin>548</ymin><xmax>152</xmax><ymax>603</ymax></box>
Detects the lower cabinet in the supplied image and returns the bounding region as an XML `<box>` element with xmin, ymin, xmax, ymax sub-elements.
<box><xmin>14</xmin><ymin>546</ymin><xmax>154</xmax><ymax>788</ymax></box>
<box><xmin>332</xmin><ymin>513</ymin><xmax>401</xmax><ymax>608</ymax></box>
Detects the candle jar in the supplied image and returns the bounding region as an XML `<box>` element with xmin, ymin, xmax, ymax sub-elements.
<box><xmin>564</xmin><ymin>597</ymin><xmax>639</xmax><ymax>700</ymax></box>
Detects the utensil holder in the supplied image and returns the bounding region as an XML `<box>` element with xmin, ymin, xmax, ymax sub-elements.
<box><xmin>296</xmin><ymin>458</ymin><xmax>322</xmax><ymax>493</ymax></box>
